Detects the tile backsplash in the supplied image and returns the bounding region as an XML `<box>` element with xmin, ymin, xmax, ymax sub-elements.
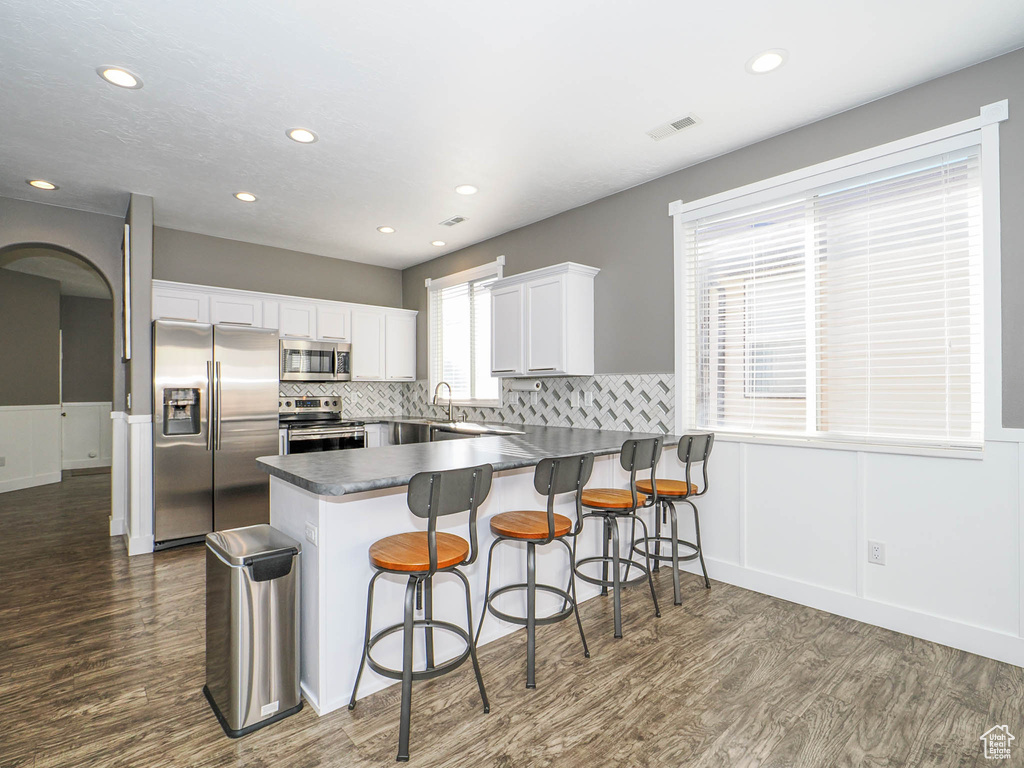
<box><xmin>281</xmin><ymin>373</ymin><xmax>675</xmax><ymax>433</ymax></box>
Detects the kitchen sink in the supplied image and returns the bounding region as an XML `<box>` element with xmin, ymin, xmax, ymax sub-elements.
<box><xmin>389</xmin><ymin>419</ymin><xmax>524</xmax><ymax>445</ymax></box>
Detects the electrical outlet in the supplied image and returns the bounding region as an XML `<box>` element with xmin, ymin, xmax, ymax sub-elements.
<box><xmin>584</xmin><ymin>391</ymin><xmax>594</xmax><ymax>407</ymax></box>
<box><xmin>305</xmin><ymin>523</ymin><xmax>318</xmax><ymax>546</ymax></box>
<box><xmin>868</xmin><ymin>540</ymin><xmax>886</xmax><ymax>565</ymax></box>
<box><xmin>572</xmin><ymin>390</ymin><xmax>583</xmax><ymax>408</ymax></box>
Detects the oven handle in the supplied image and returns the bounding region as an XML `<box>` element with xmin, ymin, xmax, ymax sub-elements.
<box><xmin>288</xmin><ymin>429</ymin><xmax>366</xmax><ymax>442</ymax></box>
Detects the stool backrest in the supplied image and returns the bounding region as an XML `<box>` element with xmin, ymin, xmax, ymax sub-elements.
<box><xmin>620</xmin><ymin>437</ymin><xmax>662</xmax><ymax>507</ymax></box>
<box><xmin>407</xmin><ymin>464</ymin><xmax>493</xmax><ymax>572</ymax></box>
<box><xmin>533</xmin><ymin>453</ymin><xmax>595</xmax><ymax>542</ymax></box>
<box><xmin>677</xmin><ymin>433</ymin><xmax>714</xmax><ymax>498</ymax></box>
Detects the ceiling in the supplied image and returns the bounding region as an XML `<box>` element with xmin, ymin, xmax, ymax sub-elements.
<box><xmin>1</xmin><ymin>1</ymin><xmax>1022</xmax><ymax>270</ymax></box>
<box><xmin>1</xmin><ymin>248</ymin><xmax>112</xmax><ymax>298</ymax></box>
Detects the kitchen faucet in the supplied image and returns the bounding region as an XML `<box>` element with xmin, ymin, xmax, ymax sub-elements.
<box><xmin>432</xmin><ymin>381</ymin><xmax>454</xmax><ymax>421</ymax></box>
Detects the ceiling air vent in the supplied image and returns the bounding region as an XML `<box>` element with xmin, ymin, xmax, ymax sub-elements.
<box><xmin>440</xmin><ymin>215</ymin><xmax>467</xmax><ymax>227</ymax></box>
<box><xmin>646</xmin><ymin>113</ymin><xmax>702</xmax><ymax>141</ymax></box>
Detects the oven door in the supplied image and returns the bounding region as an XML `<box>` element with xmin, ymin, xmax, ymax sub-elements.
<box><xmin>280</xmin><ymin>340</ymin><xmax>338</xmax><ymax>382</ymax></box>
<box><xmin>286</xmin><ymin>426</ymin><xmax>366</xmax><ymax>454</ymax></box>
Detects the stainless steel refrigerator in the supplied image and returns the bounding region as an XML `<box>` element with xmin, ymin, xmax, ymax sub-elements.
<box><xmin>153</xmin><ymin>320</ymin><xmax>279</xmax><ymax>549</ymax></box>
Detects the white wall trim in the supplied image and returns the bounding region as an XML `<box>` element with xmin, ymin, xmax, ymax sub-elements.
<box><xmin>0</xmin><ymin>404</ymin><xmax>61</xmax><ymax>411</ymax></box>
<box><xmin>0</xmin><ymin>472</ymin><xmax>62</xmax><ymax>495</ymax></box>
<box><xmin>0</xmin><ymin>404</ymin><xmax>62</xmax><ymax>494</ymax></box>
<box><xmin>678</xmin><ymin>557</ymin><xmax>1024</xmax><ymax>668</ymax></box>
<box><xmin>126</xmin><ymin>418</ymin><xmax>154</xmax><ymax>555</ymax></box>
<box><xmin>110</xmin><ymin>411</ymin><xmax>129</xmax><ymax>537</ymax></box>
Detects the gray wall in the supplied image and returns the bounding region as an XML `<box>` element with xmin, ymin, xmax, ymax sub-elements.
<box><xmin>0</xmin><ymin>271</ymin><xmax>60</xmax><ymax>405</ymax></box>
<box><xmin>0</xmin><ymin>196</ymin><xmax>128</xmax><ymax>410</ymax></box>
<box><xmin>60</xmin><ymin>296</ymin><xmax>114</xmax><ymax>403</ymax></box>
<box><xmin>402</xmin><ymin>48</ymin><xmax>1024</xmax><ymax>426</ymax></box>
<box><xmin>127</xmin><ymin>194</ymin><xmax>154</xmax><ymax>415</ymax></box>
<box><xmin>153</xmin><ymin>227</ymin><xmax>404</xmax><ymax>308</ymax></box>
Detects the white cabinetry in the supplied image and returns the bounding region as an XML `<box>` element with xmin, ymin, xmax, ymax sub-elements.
<box><xmin>385</xmin><ymin>313</ymin><xmax>417</xmax><ymax>381</ymax></box>
<box><xmin>317</xmin><ymin>305</ymin><xmax>350</xmax><ymax>342</ymax></box>
<box><xmin>364</xmin><ymin>422</ymin><xmax>391</xmax><ymax>448</ymax></box>
<box><xmin>489</xmin><ymin>262</ymin><xmax>599</xmax><ymax>377</ymax></box>
<box><xmin>279</xmin><ymin>302</ymin><xmax>317</xmax><ymax>339</ymax></box>
<box><xmin>351</xmin><ymin>310</ymin><xmax>384</xmax><ymax>380</ymax></box>
<box><xmin>490</xmin><ymin>284</ymin><xmax>523</xmax><ymax>375</ymax></box>
<box><xmin>210</xmin><ymin>293</ymin><xmax>262</xmax><ymax>327</ymax></box>
<box><xmin>152</xmin><ymin>285</ymin><xmax>209</xmax><ymax>323</ymax></box>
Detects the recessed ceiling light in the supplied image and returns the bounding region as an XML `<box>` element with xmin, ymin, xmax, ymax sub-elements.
<box><xmin>377</xmin><ymin>226</ymin><xmax>395</xmax><ymax>234</ymax></box>
<box><xmin>431</xmin><ymin>241</ymin><xmax>446</xmax><ymax>247</ymax></box>
<box><xmin>287</xmin><ymin>128</ymin><xmax>319</xmax><ymax>144</ymax></box>
<box><xmin>27</xmin><ymin>179</ymin><xmax>58</xmax><ymax>190</ymax></box>
<box><xmin>745</xmin><ymin>49</ymin><xmax>787</xmax><ymax>75</ymax></box>
<box><xmin>454</xmin><ymin>185</ymin><xmax>478</xmax><ymax>196</ymax></box>
<box><xmin>96</xmin><ymin>66</ymin><xmax>143</xmax><ymax>89</ymax></box>
<box><xmin>234</xmin><ymin>192</ymin><xmax>257</xmax><ymax>202</ymax></box>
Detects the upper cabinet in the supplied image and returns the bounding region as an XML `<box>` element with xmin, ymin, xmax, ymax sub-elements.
<box><xmin>153</xmin><ymin>281</ymin><xmax>416</xmax><ymax>381</ymax></box>
<box><xmin>317</xmin><ymin>305</ymin><xmax>350</xmax><ymax>342</ymax></box>
<box><xmin>490</xmin><ymin>262</ymin><xmax>599</xmax><ymax>377</ymax></box>
<box><xmin>351</xmin><ymin>310</ymin><xmax>384</xmax><ymax>380</ymax></box>
<box><xmin>385</xmin><ymin>313</ymin><xmax>417</xmax><ymax>381</ymax></box>
<box><xmin>279</xmin><ymin>302</ymin><xmax>317</xmax><ymax>339</ymax></box>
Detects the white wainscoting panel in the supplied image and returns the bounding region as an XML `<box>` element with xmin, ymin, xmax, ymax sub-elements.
<box><xmin>0</xmin><ymin>405</ymin><xmax>61</xmax><ymax>494</ymax></box>
<box><xmin>862</xmin><ymin>442</ymin><xmax>1019</xmax><ymax>636</ymax></box>
<box><xmin>61</xmin><ymin>402</ymin><xmax>113</xmax><ymax>470</ymax></box>
<box><xmin>110</xmin><ymin>411</ymin><xmax>128</xmax><ymax>537</ymax></box>
<box><xmin>127</xmin><ymin>416</ymin><xmax>154</xmax><ymax>555</ymax></box>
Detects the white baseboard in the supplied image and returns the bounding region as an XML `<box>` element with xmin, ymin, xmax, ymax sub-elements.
<box><xmin>300</xmin><ymin>683</ymin><xmax>323</xmax><ymax>716</ymax></box>
<box><xmin>681</xmin><ymin>558</ymin><xmax>1024</xmax><ymax>667</ymax></box>
<box><xmin>127</xmin><ymin>534</ymin><xmax>155</xmax><ymax>556</ymax></box>
<box><xmin>0</xmin><ymin>471</ymin><xmax>61</xmax><ymax>494</ymax></box>
<box><xmin>62</xmin><ymin>458</ymin><xmax>113</xmax><ymax>470</ymax></box>
<box><xmin>109</xmin><ymin>516</ymin><xmax>127</xmax><ymax>536</ymax></box>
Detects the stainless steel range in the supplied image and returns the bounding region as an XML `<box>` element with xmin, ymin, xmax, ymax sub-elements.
<box><xmin>279</xmin><ymin>397</ymin><xmax>366</xmax><ymax>454</ymax></box>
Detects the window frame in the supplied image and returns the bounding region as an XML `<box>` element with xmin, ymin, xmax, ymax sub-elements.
<box><xmin>425</xmin><ymin>257</ymin><xmax>504</xmax><ymax>407</ymax></box>
<box><xmin>670</xmin><ymin>100</ymin><xmax>1011</xmax><ymax>457</ymax></box>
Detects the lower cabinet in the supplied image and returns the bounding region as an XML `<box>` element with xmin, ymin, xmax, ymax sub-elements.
<box><xmin>363</xmin><ymin>423</ymin><xmax>391</xmax><ymax>448</ymax></box>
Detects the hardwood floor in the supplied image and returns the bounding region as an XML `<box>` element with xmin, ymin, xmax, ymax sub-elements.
<box><xmin>1</xmin><ymin>475</ymin><xmax>1019</xmax><ymax>766</ymax></box>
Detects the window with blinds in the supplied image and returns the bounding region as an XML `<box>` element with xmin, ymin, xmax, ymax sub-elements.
<box><xmin>428</xmin><ymin>270</ymin><xmax>501</xmax><ymax>404</ymax></box>
<box><xmin>681</xmin><ymin>145</ymin><xmax>984</xmax><ymax>449</ymax></box>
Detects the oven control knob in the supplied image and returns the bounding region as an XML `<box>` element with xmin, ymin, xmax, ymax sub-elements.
<box><xmin>285</xmin><ymin>401</ymin><xmax>292</xmax><ymax>407</ymax></box>
<box><xmin>278</xmin><ymin>401</ymin><xmax>282</xmax><ymax>408</ymax></box>
<box><xmin>332</xmin><ymin>400</ymin><xmax>338</xmax><ymax>406</ymax></box>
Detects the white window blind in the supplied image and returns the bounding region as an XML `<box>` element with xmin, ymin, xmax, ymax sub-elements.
<box><xmin>681</xmin><ymin>145</ymin><xmax>984</xmax><ymax>449</ymax></box>
<box><xmin>428</xmin><ymin>267</ymin><xmax>501</xmax><ymax>404</ymax></box>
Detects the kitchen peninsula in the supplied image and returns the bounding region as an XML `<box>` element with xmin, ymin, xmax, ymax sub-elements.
<box><xmin>257</xmin><ymin>424</ymin><xmax>681</xmax><ymax>716</ymax></box>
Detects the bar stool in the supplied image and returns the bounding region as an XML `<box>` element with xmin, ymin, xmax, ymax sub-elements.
<box><xmin>633</xmin><ymin>433</ymin><xmax>715</xmax><ymax>605</ymax></box>
<box><xmin>574</xmin><ymin>437</ymin><xmax>662</xmax><ymax>638</ymax></box>
<box><xmin>348</xmin><ymin>464</ymin><xmax>493</xmax><ymax>762</ymax></box>
<box><xmin>475</xmin><ymin>453</ymin><xmax>595</xmax><ymax>689</ymax></box>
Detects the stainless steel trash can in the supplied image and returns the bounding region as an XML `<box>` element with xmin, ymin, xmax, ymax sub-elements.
<box><xmin>203</xmin><ymin>524</ymin><xmax>302</xmax><ymax>737</ymax></box>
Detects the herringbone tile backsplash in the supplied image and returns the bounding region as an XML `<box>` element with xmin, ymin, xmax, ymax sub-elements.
<box><xmin>281</xmin><ymin>374</ymin><xmax>675</xmax><ymax>433</ymax></box>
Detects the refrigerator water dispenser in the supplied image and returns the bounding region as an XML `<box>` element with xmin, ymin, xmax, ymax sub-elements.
<box><xmin>163</xmin><ymin>388</ymin><xmax>201</xmax><ymax>435</ymax></box>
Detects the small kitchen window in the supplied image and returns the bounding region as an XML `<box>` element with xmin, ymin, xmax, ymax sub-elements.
<box><xmin>426</xmin><ymin>259</ymin><xmax>503</xmax><ymax>406</ymax></box>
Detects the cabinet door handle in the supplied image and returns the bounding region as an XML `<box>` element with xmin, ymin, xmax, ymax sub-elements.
<box><xmin>529</xmin><ymin>367</ymin><xmax>556</xmax><ymax>371</ymax></box>
<box><xmin>283</xmin><ymin>333</ymin><xmax>311</xmax><ymax>338</ymax></box>
<box><xmin>218</xmin><ymin>320</ymin><xmax>253</xmax><ymax>326</ymax></box>
<box><xmin>321</xmin><ymin>335</ymin><xmax>346</xmax><ymax>340</ymax></box>
<box><xmin>492</xmin><ymin>369</ymin><xmax>515</xmax><ymax>373</ymax></box>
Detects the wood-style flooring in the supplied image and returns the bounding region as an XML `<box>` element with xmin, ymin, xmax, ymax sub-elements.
<box><xmin>1</xmin><ymin>475</ymin><xmax>1020</xmax><ymax>766</ymax></box>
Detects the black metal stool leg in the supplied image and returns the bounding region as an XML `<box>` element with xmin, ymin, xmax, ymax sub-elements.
<box><xmin>690</xmin><ymin>499</ymin><xmax>711</xmax><ymax>589</ymax></box>
<box><xmin>668</xmin><ymin>501</ymin><xmax>681</xmax><ymax>605</ymax></box>
<box><xmin>455</xmin><ymin>568</ymin><xmax>489</xmax><ymax>714</ymax></box>
<box><xmin>609</xmin><ymin>517</ymin><xmax>623</xmax><ymax>638</ymax></box>
<box><xmin>397</xmin><ymin>576</ymin><xmax>418</xmax><ymax>762</ymax></box>
<box><xmin>558</xmin><ymin>537</ymin><xmax>589</xmax><ymax>658</ymax></box>
<box><xmin>623</xmin><ymin>516</ymin><xmax>638</xmax><ymax>582</ymax></box>
<box><xmin>474</xmin><ymin>538</ymin><xmax>500</xmax><ymax>648</ymax></box>
<box><xmin>633</xmin><ymin>515</ymin><xmax>661</xmax><ymax>618</ymax></box>
<box><xmin>601</xmin><ymin>520</ymin><xmax>610</xmax><ymax>597</ymax></box>
<box><xmin>423</xmin><ymin>575</ymin><xmax>435</xmax><ymax>670</ymax></box>
<box><xmin>653</xmin><ymin>500</ymin><xmax>662</xmax><ymax>572</ymax></box>
<box><xmin>526</xmin><ymin>541</ymin><xmax>537</xmax><ymax>689</ymax></box>
<box><xmin>349</xmin><ymin>571</ymin><xmax>381</xmax><ymax>710</ymax></box>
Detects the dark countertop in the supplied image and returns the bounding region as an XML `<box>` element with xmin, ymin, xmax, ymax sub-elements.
<box><xmin>257</xmin><ymin>425</ymin><xmax>680</xmax><ymax>497</ymax></box>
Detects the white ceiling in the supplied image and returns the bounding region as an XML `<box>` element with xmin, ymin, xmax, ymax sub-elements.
<box><xmin>1</xmin><ymin>248</ymin><xmax>112</xmax><ymax>298</ymax></box>
<box><xmin>0</xmin><ymin>1</ymin><xmax>1022</xmax><ymax>270</ymax></box>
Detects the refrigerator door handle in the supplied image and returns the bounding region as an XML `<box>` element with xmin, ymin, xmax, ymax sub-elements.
<box><xmin>206</xmin><ymin>361</ymin><xmax>214</xmax><ymax>451</ymax></box>
<box><xmin>215</xmin><ymin>361</ymin><xmax>223</xmax><ymax>450</ymax></box>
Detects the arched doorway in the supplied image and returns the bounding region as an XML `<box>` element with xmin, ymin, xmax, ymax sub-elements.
<box><xmin>0</xmin><ymin>245</ymin><xmax>117</xmax><ymax>496</ymax></box>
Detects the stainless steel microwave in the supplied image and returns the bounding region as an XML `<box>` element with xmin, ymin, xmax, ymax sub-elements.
<box><xmin>279</xmin><ymin>339</ymin><xmax>351</xmax><ymax>381</ymax></box>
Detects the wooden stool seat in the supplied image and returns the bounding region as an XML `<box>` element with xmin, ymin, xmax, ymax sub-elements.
<box><xmin>369</xmin><ymin>532</ymin><xmax>469</xmax><ymax>572</ymax></box>
<box><xmin>490</xmin><ymin>510</ymin><xmax>573</xmax><ymax>540</ymax></box>
<box><xmin>581</xmin><ymin>488</ymin><xmax>647</xmax><ymax>509</ymax></box>
<box><xmin>636</xmin><ymin>479</ymin><xmax>698</xmax><ymax>497</ymax></box>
